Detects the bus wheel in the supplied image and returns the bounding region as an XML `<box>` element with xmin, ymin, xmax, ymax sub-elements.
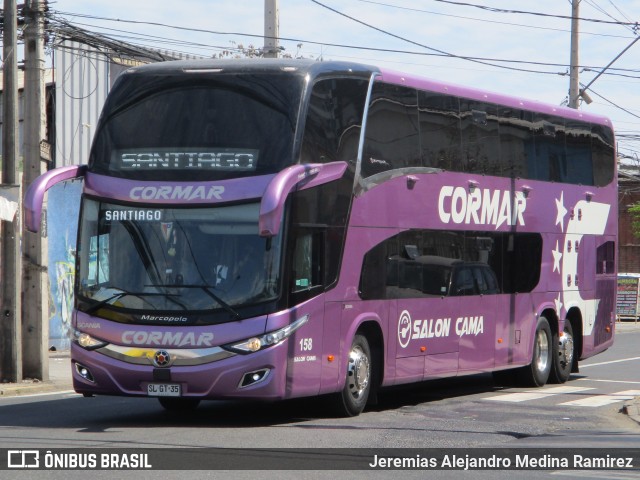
<box><xmin>549</xmin><ymin>321</ymin><xmax>574</xmax><ymax>384</ymax></box>
<box><xmin>518</xmin><ymin>316</ymin><xmax>552</xmax><ymax>387</ymax></box>
<box><xmin>158</xmin><ymin>397</ymin><xmax>201</xmax><ymax>411</ymax></box>
<box><xmin>335</xmin><ymin>334</ymin><xmax>372</xmax><ymax>417</ymax></box>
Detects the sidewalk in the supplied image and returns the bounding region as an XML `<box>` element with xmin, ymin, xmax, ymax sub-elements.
<box><xmin>0</xmin><ymin>351</ymin><xmax>73</xmax><ymax>397</ymax></box>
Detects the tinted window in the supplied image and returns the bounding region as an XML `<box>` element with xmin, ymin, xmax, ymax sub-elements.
<box><xmin>459</xmin><ymin>101</ymin><xmax>500</xmax><ymax>175</ymax></box>
<box><xmin>287</xmin><ymin>173</ymin><xmax>354</xmax><ymax>293</ymax></box>
<box><xmin>499</xmin><ymin>107</ymin><xmax>532</xmax><ymax>178</ymax></box>
<box><xmin>596</xmin><ymin>241</ymin><xmax>615</xmax><ymax>274</ymax></box>
<box><xmin>453</xmin><ymin>267</ymin><xmax>476</xmax><ymax>296</ymax></box>
<box><xmin>359</xmin><ymin>229</ymin><xmax>542</xmax><ymax>300</ymax></box>
<box><xmin>482</xmin><ymin>267</ymin><xmax>499</xmax><ymax>293</ymax></box>
<box><xmin>591</xmin><ymin>124</ymin><xmax>615</xmax><ymax>186</ymax></box>
<box><xmin>90</xmin><ymin>73</ymin><xmax>304</xmax><ymax>181</ymax></box>
<box><xmin>472</xmin><ymin>267</ymin><xmax>488</xmax><ymax>293</ymax></box>
<box><xmin>565</xmin><ymin>119</ymin><xmax>594</xmax><ymax>185</ymax></box>
<box><xmin>362</xmin><ymin>83</ymin><xmax>420</xmax><ymax>177</ymax></box>
<box><xmin>417</xmin><ymin>90</ymin><xmax>614</xmax><ymax>186</ymax></box>
<box><xmin>301</xmin><ymin>78</ymin><xmax>369</xmax><ymax>165</ymax></box>
<box><xmin>419</xmin><ymin>92</ymin><xmax>461</xmax><ymax>171</ymax></box>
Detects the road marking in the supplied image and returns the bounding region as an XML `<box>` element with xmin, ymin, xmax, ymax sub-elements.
<box><xmin>484</xmin><ymin>386</ymin><xmax>594</xmax><ymax>403</ymax></box>
<box><xmin>580</xmin><ymin>356</ymin><xmax>640</xmax><ymax>368</ymax></box>
<box><xmin>559</xmin><ymin>390</ymin><xmax>640</xmax><ymax>407</ymax></box>
<box><xmin>576</xmin><ymin>378</ymin><xmax>640</xmax><ymax>385</ymax></box>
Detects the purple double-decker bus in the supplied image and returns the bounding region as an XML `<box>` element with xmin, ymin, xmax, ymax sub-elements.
<box><xmin>25</xmin><ymin>59</ymin><xmax>617</xmax><ymax>416</ymax></box>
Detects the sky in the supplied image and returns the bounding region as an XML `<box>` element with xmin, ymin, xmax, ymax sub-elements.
<box><xmin>47</xmin><ymin>0</ymin><xmax>640</xmax><ymax>164</ymax></box>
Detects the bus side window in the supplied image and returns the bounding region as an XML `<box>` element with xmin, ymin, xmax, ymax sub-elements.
<box><xmin>472</xmin><ymin>267</ymin><xmax>488</xmax><ymax>294</ymax></box>
<box><xmin>300</xmin><ymin>78</ymin><xmax>368</xmax><ymax>165</ymax></box>
<box><xmin>596</xmin><ymin>241</ymin><xmax>615</xmax><ymax>275</ymax></box>
<box><xmin>453</xmin><ymin>267</ymin><xmax>475</xmax><ymax>296</ymax></box>
<box><xmin>291</xmin><ymin>230</ymin><xmax>324</xmax><ymax>293</ymax></box>
<box><xmin>362</xmin><ymin>83</ymin><xmax>420</xmax><ymax>178</ymax></box>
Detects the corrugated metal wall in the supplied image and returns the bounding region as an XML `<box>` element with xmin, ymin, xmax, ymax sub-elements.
<box><xmin>54</xmin><ymin>40</ymin><xmax>110</xmax><ymax>166</ymax></box>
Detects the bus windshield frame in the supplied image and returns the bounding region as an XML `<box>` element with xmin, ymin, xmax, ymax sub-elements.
<box><xmin>76</xmin><ymin>198</ymin><xmax>283</xmax><ymax>324</ymax></box>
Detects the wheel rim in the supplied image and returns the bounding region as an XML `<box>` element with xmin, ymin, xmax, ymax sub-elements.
<box><xmin>347</xmin><ymin>345</ymin><xmax>370</xmax><ymax>400</ymax></box>
<box><xmin>558</xmin><ymin>330</ymin><xmax>574</xmax><ymax>368</ymax></box>
<box><xmin>535</xmin><ymin>328</ymin><xmax>550</xmax><ymax>373</ymax></box>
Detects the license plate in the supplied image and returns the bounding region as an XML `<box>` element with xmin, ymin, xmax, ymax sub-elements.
<box><xmin>147</xmin><ymin>383</ymin><xmax>181</xmax><ymax>397</ymax></box>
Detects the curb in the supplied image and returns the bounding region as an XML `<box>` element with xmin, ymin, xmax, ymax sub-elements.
<box><xmin>0</xmin><ymin>380</ymin><xmax>72</xmax><ymax>397</ymax></box>
<box><xmin>0</xmin><ymin>351</ymin><xmax>73</xmax><ymax>397</ymax></box>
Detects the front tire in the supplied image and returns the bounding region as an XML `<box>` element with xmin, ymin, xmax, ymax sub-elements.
<box><xmin>334</xmin><ymin>334</ymin><xmax>372</xmax><ymax>417</ymax></box>
<box><xmin>518</xmin><ymin>316</ymin><xmax>552</xmax><ymax>387</ymax></box>
<box><xmin>549</xmin><ymin>321</ymin><xmax>574</xmax><ymax>384</ymax></box>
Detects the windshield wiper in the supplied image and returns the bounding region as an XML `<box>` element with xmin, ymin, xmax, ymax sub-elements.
<box><xmin>84</xmin><ymin>291</ymin><xmax>182</xmax><ymax>314</ymax></box>
<box><xmin>151</xmin><ymin>284</ymin><xmax>241</xmax><ymax>319</ymax></box>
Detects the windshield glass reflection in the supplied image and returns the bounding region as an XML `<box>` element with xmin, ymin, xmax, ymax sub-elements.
<box><xmin>77</xmin><ymin>200</ymin><xmax>281</xmax><ymax>315</ymax></box>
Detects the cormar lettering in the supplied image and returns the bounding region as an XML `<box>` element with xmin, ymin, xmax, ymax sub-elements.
<box><xmin>121</xmin><ymin>331</ymin><xmax>214</xmax><ymax>347</ymax></box>
<box><xmin>438</xmin><ymin>186</ymin><xmax>526</xmax><ymax>229</ymax></box>
<box><xmin>129</xmin><ymin>186</ymin><xmax>224</xmax><ymax>201</ymax></box>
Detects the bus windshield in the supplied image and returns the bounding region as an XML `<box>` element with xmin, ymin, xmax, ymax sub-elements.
<box><xmin>89</xmin><ymin>73</ymin><xmax>304</xmax><ymax>181</ymax></box>
<box><xmin>77</xmin><ymin>200</ymin><xmax>282</xmax><ymax>318</ymax></box>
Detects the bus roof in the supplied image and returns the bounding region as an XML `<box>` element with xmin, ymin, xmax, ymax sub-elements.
<box><xmin>379</xmin><ymin>67</ymin><xmax>613</xmax><ymax>128</ymax></box>
<box><xmin>121</xmin><ymin>58</ymin><xmax>377</xmax><ymax>79</ymax></box>
<box><xmin>119</xmin><ymin>58</ymin><xmax>612</xmax><ymax>128</ymax></box>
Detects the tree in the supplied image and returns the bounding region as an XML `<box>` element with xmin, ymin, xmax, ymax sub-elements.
<box><xmin>212</xmin><ymin>41</ymin><xmax>309</xmax><ymax>59</ymax></box>
<box><xmin>630</xmin><ymin>202</ymin><xmax>640</xmax><ymax>239</ymax></box>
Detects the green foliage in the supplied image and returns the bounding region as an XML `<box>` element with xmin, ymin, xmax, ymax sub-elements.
<box><xmin>630</xmin><ymin>202</ymin><xmax>640</xmax><ymax>239</ymax></box>
<box><xmin>212</xmin><ymin>41</ymin><xmax>309</xmax><ymax>60</ymax></box>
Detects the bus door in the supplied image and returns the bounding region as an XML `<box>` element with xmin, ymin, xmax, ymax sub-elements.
<box><xmin>454</xmin><ymin>265</ymin><xmax>497</xmax><ymax>372</ymax></box>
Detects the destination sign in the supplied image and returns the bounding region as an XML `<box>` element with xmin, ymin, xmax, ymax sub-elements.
<box><xmin>116</xmin><ymin>148</ymin><xmax>258</xmax><ymax>171</ymax></box>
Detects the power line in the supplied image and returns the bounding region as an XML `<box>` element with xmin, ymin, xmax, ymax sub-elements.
<box><xmin>309</xmin><ymin>0</ymin><xmax>572</xmax><ymax>75</ymax></box>
<box><xmin>356</xmin><ymin>0</ymin><xmax>638</xmax><ymax>37</ymax></box>
<box><xmin>583</xmin><ymin>0</ymin><xmax>639</xmax><ymax>34</ymax></box>
<box><xmin>46</xmin><ymin>5</ymin><xmax>640</xmax><ymax>145</ymax></box>
<box><xmin>47</xmin><ymin>9</ymin><xmax>640</xmax><ymax>77</ymax></box>
<box><xmin>426</xmin><ymin>0</ymin><xmax>639</xmax><ymax>27</ymax></box>
<box><xmin>582</xmin><ymin>83</ymin><xmax>640</xmax><ymax>120</ymax></box>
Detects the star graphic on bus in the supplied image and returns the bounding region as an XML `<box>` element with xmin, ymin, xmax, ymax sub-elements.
<box><xmin>555</xmin><ymin>192</ymin><xmax>567</xmax><ymax>232</ymax></box>
<box><xmin>552</xmin><ymin>241</ymin><xmax>563</xmax><ymax>273</ymax></box>
<box><xmin>554</xmin><ymin>293</ymin><xmax>563</xmax><ymax>317</ymax></box>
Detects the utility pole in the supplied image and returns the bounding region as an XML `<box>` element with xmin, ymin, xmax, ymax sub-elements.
<box><xmin>264</xmin><ymin>0</ymin><xmax>279</xmax><ymax>58</ymax></box>
<box><xmin>22</xmin><ymin>0</ymin><xmax>49</xmax><ymax>381</ymax></box>
<box><xmin>568</xmin><ymin>0</ymin><xmax>580</xmax><ymax>109</ymax></box>
<box><xmin>1</xmin><ymin>0</ymin><xmax>23</xmax><ymax>383</ymax></box>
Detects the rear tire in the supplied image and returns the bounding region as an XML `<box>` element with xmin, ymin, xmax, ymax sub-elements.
<box><xmin>333</xmin><ymin>334</ymin><xmax>372</xmax><ymax>417</ymax></box>
<box><xmin>158</xmin><ymin>397</ymin><xmax>201</xmax><ymax>411</ymax></box>
<box><xmin>549</xmin><ymin>321</ymin><xmax>574</xmax><ymax>384</ymax></box>
<box><xmin>517</xmin><ymin>316</ymin><xmax>552</xmax><ymax>387</ymax></box>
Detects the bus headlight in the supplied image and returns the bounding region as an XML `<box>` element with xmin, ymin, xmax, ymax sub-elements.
<box><xmin>224</xmin><ymin>315</ymin><xmax>309</xmax><ymax>354</ymax></box>
<box><xmin>72</xmin><ymin>329</ymin><xmax>108</xmax><ymax>350</ymax></box>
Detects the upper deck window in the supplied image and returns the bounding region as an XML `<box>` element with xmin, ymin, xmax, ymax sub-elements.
<box><xmin>89</xmin><ymin>73</ymin><xmax>304</xmax><ymax>181</ymax></box>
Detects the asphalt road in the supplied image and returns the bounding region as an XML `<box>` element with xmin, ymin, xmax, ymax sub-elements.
<box><xmin>0</xmin><ymin>322</ymin><xmax>639</xmax><ymax>480</ymax></box>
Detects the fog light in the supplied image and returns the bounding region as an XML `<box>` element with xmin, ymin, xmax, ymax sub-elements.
<box><xmin>75</xmin><ymin>362</ymin><xmax>95</xmax><ymax>383</ymax></box>
<box><xmin>239</xmin><ymin>369</ymin><xmax>270</xmax><ymax>388</ymax></box>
